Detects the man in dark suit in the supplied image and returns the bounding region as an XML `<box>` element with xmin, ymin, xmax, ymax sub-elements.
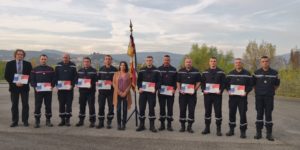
<box><xmin>4</xmin><ymin>49</ymin><xmax>32</xmax><ymax>127</ymax></box>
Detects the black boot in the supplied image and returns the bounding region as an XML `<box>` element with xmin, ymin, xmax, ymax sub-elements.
<box><xmin>254</xmin><ymin>128</ymin><xmax>262</xmax><ymax>139</ymax></box>
<box><xmin>226</xmin><ymin>127</ymin><xmax>234</xmax><ymax>136</ymax></box>
<box><xmin>46</xmin><ymin>119</ymin><xmax>53</xmax><ymax>127</ymax></box>
<box><xmin>76</xmin><ymin>118</ymin><xmax>84</xmax><ymax>127</ymax></box>
<box><xmin>34</xmin><ymin>118</ymin><xmax>40</xmax><ymax>128</ymax></box>
<box><xmin>136</xmin><ymin>120</ymin><xmax>145</xmax><ymax>132</ymax></box>
<box><xmin>187</xmin><ymin>123</ymin><xmax>194</xmax><ymax>133</ymax></box>
<box><xmin>149</xmin><ymin>120</ymin><xmax>157</xmax><ymax>133</ymax></box>
<box><xmin>216</xmin><ymin>125</ymin><xmax>222</xmax><ymax>136</ymax></box>
<box><xmin>96</xmin><ymin>119</ymin><xmax>104</xmax><ymax>129</ymax></box>
<box><xmin>158</xmin><ymin>120</ymin><xmax>165</xmax><ymax>131</ymax></box>
<box><xmin>202</xmin><ymin>124</ymin><xmax>210</xmax><ymax>135</ymax></box>
<box><xmin>89</xmin><ymin>122</ymin><xmax>95</xmax><ymax>128</ymax></box>
<box><xmin>107</xmin><ymin>120</ymin><xmax>112</xmax><ymax>129</ymax></box>
<box><xmin>121</xmin><ymin>121</ymin><xmax>126</xmax><ymax>130</ymax></box>
<box><xmin>58</xmin><ymin>118</ymin><xmax>65</xmax><ymax>126</ymax></box>
<box><xmin>266</xmin><ymin>127</ymin><xmax>274</xmax><ymax>141</ymax></box>
<box><xmin>179</xmin><ymin>122</ymin><xmax>185</xmax><ymax>132</ymax></box>
<box><xmin>240</xmin><ymin>129</ymin><xmax>246</xmax><ymax>139</ymax></box>
<box><xmin>167</xmin><ymin>121</ymin><xmax>173</xmax><ymax>131</ymax></box>
<box><xmin>65</xmin><ymin>118</ymin><xmax>71</xmax><ymax>126</ymax></box>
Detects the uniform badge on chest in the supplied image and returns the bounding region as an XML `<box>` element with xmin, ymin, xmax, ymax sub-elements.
<box><xmin>43</xmin><ymin>73</ymin><xmax>45</xmax><ymax>75</ymax></box>
<box><xmin>264</xmin><ymin>80</ymin><xmax>267</xmax><ymax>84</ymax></box>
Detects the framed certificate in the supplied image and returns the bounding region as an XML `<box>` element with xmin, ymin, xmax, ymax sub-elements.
<box><xmin>230</xmin><ymin>85</ymin><xmax>246</xmax><ymax>96</ymax></box>
<box><xmin>204</xmin><ymin>83</ymin><xmax>220</xmax><ymax>94</ymax></box>
<box><xmin>77</xmin><ymin>78</ymin><xmax>91</xmax><ymax>88</ymax></box>
<box><xmin>160</xmin><ymin>85</ymin><xmax>174</xmax><ymax>96</ymax></box>
<box><xmin>13</xmin><ymin>74</ymin><xmax>29</xmax><ymax>84</ymax></box>
<box><xmin>97</xmin><ymin>80</ymin><xmax>112</xmax><ymax>90</ymax></box>
<box><xmin>142</xmin><ymin>82</ymin><xmax>156</xmax><ymax>93</ymax></box>
<box><xmin>36</xmin><ymin>82</ymin><xmax>52</xmax><ymax>92</ymax></box>
<box><xmin>181</xmin><ymin>83</ymin><xmax>195</xmax><ymax>94</ymax></box>
<box><xmin>57</xmin><ymin>80</ymin><xmax>72</xmax><ymax>90</ymax></box>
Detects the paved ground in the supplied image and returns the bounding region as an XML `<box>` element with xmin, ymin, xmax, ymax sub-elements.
<box><xmin>0</xmin><ymin>83</ymin><xmax>299</xmax><ymax>150</ymax></box>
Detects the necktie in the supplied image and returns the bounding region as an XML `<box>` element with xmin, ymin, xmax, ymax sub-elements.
<box><xmin>17</xmin><ymin>61</ymin><xmax>22</xmax><ymax>74</ymax></box>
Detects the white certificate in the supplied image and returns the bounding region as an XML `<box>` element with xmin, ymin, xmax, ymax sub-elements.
<box><xmin>142</xmin><ymin>82</ymin><xmax>156</xmax><ymax>93</ymax></box>
<box><xmin>97</xmin><ymin>80</ymin><xmax>112</xmax><ymax>90</ymax></box>
<box><xmin>36</xmin><ymin>82</ymin><xmax>52</xmax><ymax>92</ymax></box>
<box><xmin>57</xmin><ymin>80</ymin><xmax>72</xmax><ymax>90</ymax></box>
<box><xmin>230</xmin><ymin>85</ymin><xmax>246</xmax><ymax>96</ymax></box>
<box><xmin>181</xmin><ymin>83</ymin><xmax>195</xmax><ymax>94</ymax></box>
<box><xmin>77</xmin><ymin>78</ymin><xmax>91</xmax><ymax>88</ymax></box>
<box><xmin>13</xmin><ymin>74</ymin><xmax>29</xmax><ymax>84</ymax></box>
<box><xmin>204</xmin><ymin>83</ymin><xmax>220</xmax><ymax>94</ymax></box>
<box><xmin>160</xmin><ymin>85</ymin><xmax>174</xmax><ymax>96</ymax></box>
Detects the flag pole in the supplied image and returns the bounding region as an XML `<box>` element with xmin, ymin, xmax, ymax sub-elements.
<box><xmin>127</xmin><ymin>20</ymin><xmax>139</xmax><ymax>127</ymax></box>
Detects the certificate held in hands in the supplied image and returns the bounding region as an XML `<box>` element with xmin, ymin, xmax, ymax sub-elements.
<box><xmin>181</xmin><ymin>83</ymin><xmax>195</xmax><ymax>94</ymax></box>
<box><xmin>204</xmin><ymin>83</ymin><xmax>220</xmax><ymax>94</ymax></box>
<box><xmin>97</xmin><ymin>80</ymin><xmax>112</xmax><ymax>90</ymax></box>
<box><xmin>13</xmin><ymin>74</ymin><xmax>29</xmax><ymax>84</ymax></box>
<box><xmin>36</xmin><ymin>82</ymin><xmax>52</xmax><ymax>92</ymax></box>
<box><xmin>142</xmin><ymin>82</ymin><xmax>156</xmax><ymax>93</ymax></box>
<box><xmin>77</xmin><ymin>78</ymin><xmax>91</xmax><ymax>88</ymax></box>
<box><xmin>160</xmin><ymin>85</ymin><xmax>174</xmax><ymax>96</ymax></box>
<box><xmin>57</xmin><ymin>80</ymin><xmax>72</xmax><ymax>90</ymax></box>
<box><xmin>230</xmin><ymin>85</ymin><xmax>246</xmax><ymax>96</ymax></box>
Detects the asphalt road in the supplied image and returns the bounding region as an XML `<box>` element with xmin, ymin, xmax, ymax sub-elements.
<box><xmin>0</xmin><ymin>84</ymin><xmax>299</xmax><ymax>150</ymax></box>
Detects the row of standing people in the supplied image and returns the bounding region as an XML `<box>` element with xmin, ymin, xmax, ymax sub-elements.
<box><xmin>4</xmin><ymin>49</ymin><xmax>280</xmax><ymax>141</ymax></box>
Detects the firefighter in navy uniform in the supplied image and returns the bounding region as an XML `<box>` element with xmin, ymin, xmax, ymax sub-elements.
<box><xmin>136</xmin><ymin>56</ymin><xmax>160</xmax><ymax>132</ymax></box>
<box><xmin>30</xmin><ymin>54</ymin><xmax>55</xmax><ymax>128</ymax></box>
<box><xmin>177</xmin><ymin>56</ymin><xmax>201</xmax><ymax>133</ymax></box>
<box><xmin>55</xmin><ymin>53</ymin><xmax>77</xmax><ymax>126</ymax></box>
<box><xmin>97</xmin><ymin>55</ymin><xmax>117</xmax><ymax>129</ymax></box>
<box><xmin>225</xmin><ymin>58</ymin><xmax>253</xmax><ymax>138</ymax></box>
<box><xmin>201</xmin><ymin>57</ymin><xmax>226</xmax><ymax>136</ymax></box>
<box><xmin>157</xmin><ymin>55</ymin><xmax>177</xmax><ymax>131</ymax></box>
<box><xmin>75</xmin><ymin>57</ymin><xmax>97</xmax><ymax>128</ymax></box>
<box><xmin>253</xmin><ymin>56</ymin><xmax>280</xmax><ymax>141</ymax></box>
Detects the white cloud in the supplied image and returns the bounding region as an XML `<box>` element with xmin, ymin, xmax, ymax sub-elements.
<box><xmin>0</xmin><ymin>0</ymin><xmax>299</xmax><ymax>57</ymax></box>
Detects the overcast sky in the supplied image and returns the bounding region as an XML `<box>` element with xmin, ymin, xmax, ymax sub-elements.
<box><xmin>0</xmin><ymin>0</ymin><xmax>299</xmax><ymax>57</ymax></box>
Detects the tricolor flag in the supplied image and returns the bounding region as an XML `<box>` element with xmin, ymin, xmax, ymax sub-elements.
<box><xmin>142</xmin><ymin>82</ymin><xmax>156</xmax><ymax>93</ymax></box>
<box><xmin>77</xmin><ymin>78</ymin><xmax>91</xmax><ymax>88</ymax></box>
<box><xmin>127</xmin><ymin>22</ymin><xmax>137</xmax><ymax>91</ymax></box>
<box><xmin>13</xmin><ymin>74</ymin><xmax>29</xmax><ymax>84</ymax></box>
<box><xmin>160</xmin><ymin>85</ymin><xmax>174</xmax><ymax>96</ymax></box>
<box><xmin>97</xmin><ymin>80</ymin><xmax>112</xmax><ymax>90</ymax></box>
<box><xmin>230</xmin><ymin>85</ymin><xmax>246</xmax><ymax>96</ymax></box>
<box><xmin>204</xmin><ymin>83</ymin><xmax>220</xmax><ymax>94</ymax></box>
<box><xmin>57</xmin><ymin>80</ymin><xmax>72</xmax><ymax>90</ymax></box>
<box><xmin>181</xmin><ymin>83</ymin><xmax>195</xmax><ymax>94</ymax></box>
<box><xmin>36</xmin><ymin>82</ymin><xmax>52</xmax><ymax>92</ymax></box>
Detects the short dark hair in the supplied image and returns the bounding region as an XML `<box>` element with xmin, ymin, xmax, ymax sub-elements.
<box><xmin>119</xmin><ymin>61</ymin><xmax>129</xmax><ymax>72</ymax></box>
<box><xmin>235</xmin><ymin>58</ymin><xmax>242</xmax><ymax>61</ymax></box>
<box><xmin>261</xmin><ymin>56</ymin><xmax>269</xmax><ymax>59</ymax></box>
<box><xmin>14</xmin><ymin>49</ymin><xmax>26</xmax><ymax>58</ymax></box>
<box><xmin>210</xmin><ymin>56</ymin><xmax>217</xmax><ymax>60</ymax></box>
<box><xmin>164</xmin><ymin>55</ymin><xmax>170</xmax><ymax>58</ymax></box>
<box><xmin>146</xmin><ymin>55</ymin><xmax>153</xmax><ymax>59</ymax></box>
<box><xmin>40</xmin><ymin>54</ymin><xmax>48</xmax><ymax>58</ymax></box>
<box><xmin>83</xmin><ymin>57</ymin><xmax>91</xmax><ymax>62</ymax></box>
<box><xmin>105</xmin><ymin>55</ymin><xmax>112</xmax><ymax>59</ymax></box>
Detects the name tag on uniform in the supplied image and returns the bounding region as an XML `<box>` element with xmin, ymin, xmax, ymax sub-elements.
<box><xmin>97</xmin><ymin>80</ymin><xmax>112</xmax><ymax>90</ymax></box>
<box><xmin>57</xmin><ymin>80</ymin><xmax>71</xmax><ymax>90</ymax></box>
<box><xmin>229</xmin><ymin>85</ymin><xmax>245</xmax><ymax>96</ymax></box>
<box><xmin>13</xmin><ymin>74</ymin><xmax>29</xmax><ymax>84</ymax></box>
<box><xmin>77</xmin><ymin>78</ymin><xmax>91</xmax><ymax>88</ymax></box>
<box><xmin>142</xmin><ymin>82</ymin><xmax>156</xmax><ymax>93</ymax></box>
<box><xmin>181</xmin><ymin>83</ymin><xmax>195</xmax><ymax>94</ymax></box>
<box><xmin>36</xmin><ymin>82</ymin><xmax>52</xmax><ymax>92</ymax></box>
<box><xmin>204</xmin><ymin>83</ymin><xmax>220</xmax><ymax>94</ymax></box>
<box><xmin>160</xmin><ymin>85</ymin><xmax>174</xmax><ymax>96</ymax></box>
